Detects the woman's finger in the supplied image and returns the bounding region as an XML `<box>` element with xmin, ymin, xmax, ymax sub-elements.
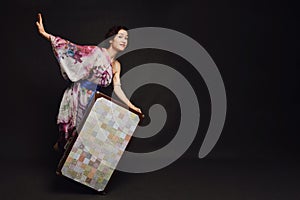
<box><xmin>38</xmin><ymin>13</ymin><xmax>43</xmax><ymax>24</ymax></box>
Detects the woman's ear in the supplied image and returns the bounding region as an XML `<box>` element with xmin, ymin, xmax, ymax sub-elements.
<box><xmin>109</xmin><ymin>40</ymin><xmax>112</xmax><ymax>44</ymax></box>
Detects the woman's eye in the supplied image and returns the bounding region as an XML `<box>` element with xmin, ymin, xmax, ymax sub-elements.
<box><xmin>117</xmin><ymin>35</ymin><xmax>128</xmax><ymax>40</ymax></box>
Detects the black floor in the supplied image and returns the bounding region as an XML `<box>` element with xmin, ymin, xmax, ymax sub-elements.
<box><xmin>2</xmin><ymin>156</ymin><xmax>300</xmax><ymax>200</ymax></box>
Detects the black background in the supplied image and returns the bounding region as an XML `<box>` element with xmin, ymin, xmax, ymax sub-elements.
<box><xmin>1</xmin><ymin>0</ymin><xmax>299</xmax><ymax>199</ymax></box>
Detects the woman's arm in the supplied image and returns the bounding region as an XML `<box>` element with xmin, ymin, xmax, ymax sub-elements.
<box><xmin>36</xmin><ymin>13</ymin><xmax>99</xmax><ymax>82</ymax></box>
<box><xmin>36</xmin><ymin>13</ymin><xmax>52</xmax><ymax>41</ymax></box>
<box><xmin>113</xmin><ymin>61</ymin><xmax>142</xmax><ymax>113</ymax></box>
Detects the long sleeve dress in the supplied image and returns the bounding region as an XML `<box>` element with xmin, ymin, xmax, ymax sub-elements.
<box><xmin>50</xmin><ymin>35</ymin><xmax>113</xmax><ymax>142</ymax></box>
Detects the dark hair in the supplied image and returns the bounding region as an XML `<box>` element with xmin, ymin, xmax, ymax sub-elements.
<box><xmin>104</xmin><ymin>25</ymin><xmax>128</xmax><ymax>39</ymax></box>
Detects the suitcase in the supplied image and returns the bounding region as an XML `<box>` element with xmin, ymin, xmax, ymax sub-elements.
<box><xmin>56</xmin><ymin>92</ymin><xmax>143</xmax><ymax>192</ymax></box>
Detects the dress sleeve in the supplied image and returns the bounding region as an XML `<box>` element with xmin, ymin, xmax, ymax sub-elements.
<box><xmin>50</xmin><ymin>35</ymin><xmax>99</xmax><ymax>82</ymax></box>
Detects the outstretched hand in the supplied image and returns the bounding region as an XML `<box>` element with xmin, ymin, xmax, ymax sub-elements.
<box><xmin>36</xmin><ymin>13</ymin><xmax>51</xmax><ymax>41</ymax></box>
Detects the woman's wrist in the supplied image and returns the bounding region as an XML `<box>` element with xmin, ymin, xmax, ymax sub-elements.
<box><xmin>40</xmin><ymin>31</ymin><xmax>51</xmax><ymax>41</ymax></box>
<box><xmin>128</xmin><ymin>102</ymin><xmax>134</xmax><ymax>109</ymax></box>
<box><xmin>128</xmin><ymin>102</ymin><xmax>137</xmax><ymax>109</ymax></box>
<box><xmin>47</xmin><ymin>33</ymin><xmax>52</xmax><ymax>41</ymax></box>
<box><xmin>45</xmin><ymin>33</ymin><xmax>51</xmax><ymax>41</ymax></box>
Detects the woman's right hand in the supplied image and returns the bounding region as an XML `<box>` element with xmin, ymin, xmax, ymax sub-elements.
<box><xmin>36</xmin><ymin>13</ymin><xmax>51</xmax><ymax>41</ymax></box>
<box><xmin>130</xmin><ymin>104</ymin><xmax>142</xmax><ymax>114</ymax></box>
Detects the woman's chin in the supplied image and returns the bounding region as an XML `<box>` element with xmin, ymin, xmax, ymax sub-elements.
<box><xmin>118</xmin><ymin>47</ymin><xmax>126</xmax><ymax>52</ymax></box>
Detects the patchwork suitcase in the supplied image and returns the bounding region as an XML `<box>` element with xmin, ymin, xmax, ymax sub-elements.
<box><xmin>56</xmin><ymin>92</ymin><xmax>143</xmax><ymax>192</ymax></box>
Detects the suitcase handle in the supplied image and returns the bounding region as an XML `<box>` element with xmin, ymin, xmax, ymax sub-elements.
<box><xmin>94</xmin><ymin>91</ymin><xmax>145</xmax><ymax>122</ymax></box>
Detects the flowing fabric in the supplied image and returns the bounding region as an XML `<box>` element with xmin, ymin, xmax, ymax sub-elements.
<box><xmin>50</xmin><ymin>35</ymin><xmax>113</xmax><ymax>142</ymax></box>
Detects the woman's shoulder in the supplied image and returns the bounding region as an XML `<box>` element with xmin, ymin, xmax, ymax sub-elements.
<box><xmin>113</xmin><ymin>60</ymin><xmax>120</xmax><ymax>66</ymax></box>
<box><xmin>112</xmin><ymin>60</ymin><xmax>121</xmax><ymax>74</ymax></box>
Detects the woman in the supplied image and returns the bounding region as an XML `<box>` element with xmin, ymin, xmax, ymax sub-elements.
<box><xmin>36</xmin><ymin>13</ymin><xmax>142</xmax><ymax>151</ymax></box>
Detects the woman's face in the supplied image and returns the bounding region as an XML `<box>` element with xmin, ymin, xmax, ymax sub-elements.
<box><xmin>110</xmin><ymin>29</ymin><xmax>128</xmax><ymax>51</ymax></box>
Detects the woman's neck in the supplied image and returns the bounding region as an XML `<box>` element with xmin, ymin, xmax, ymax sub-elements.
<box><xmin>106</xmin><ymin>46</ymin><xmax>118</xmax><ymax>63</ymax></box>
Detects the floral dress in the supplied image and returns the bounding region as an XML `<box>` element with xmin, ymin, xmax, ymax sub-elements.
<box><xmin>50</xmin><ymin>35</ymin><xmax>113</xmax><ymax>143</ymax></box>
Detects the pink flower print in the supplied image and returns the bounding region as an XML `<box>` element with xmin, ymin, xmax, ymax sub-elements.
<box><xmin>54</xmin><ymin>37</ymin><xmax>68</xmax><ymax>49</ymax></box>
<box><xmin>78</xmin><ymin>46</ymin><xmax>95</xmax><ymax>56</ymax></box>
<box><xmin>100</xmin><ymin>70</ymin><xmax>109</xmax><ymax>87</ymax></box>
<box><xmin>73</xmin><ymin>50</ymin><xmax>83</xmax><ymax>64</ymax></box>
